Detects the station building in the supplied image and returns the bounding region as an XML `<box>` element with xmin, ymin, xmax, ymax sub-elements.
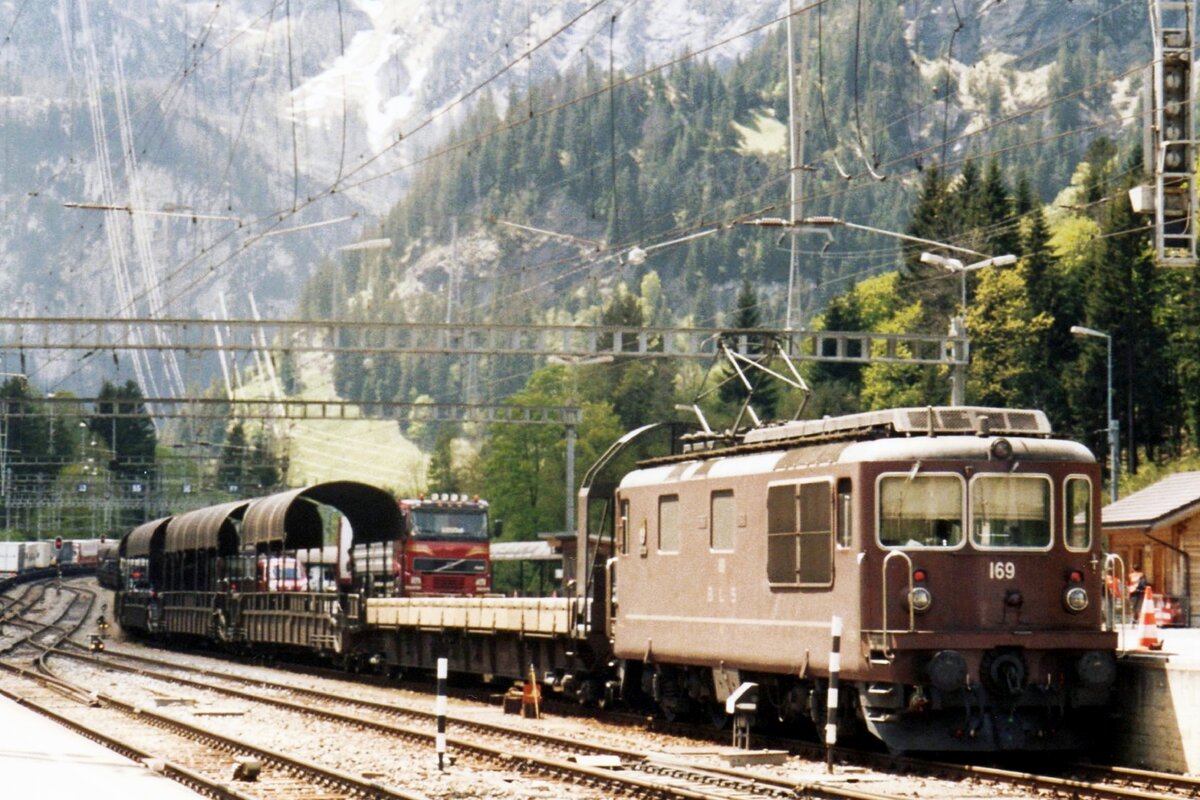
<box><xmin>1103</xmin><ymin>471</ymin><xmax>1200</xmax><ymax>627</ymax></box>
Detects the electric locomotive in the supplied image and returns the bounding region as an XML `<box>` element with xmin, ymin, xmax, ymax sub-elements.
<box><xmin>607</xmin><ymin>406</ymin><xmax>1118</xmax><ymax>752</ymax></box>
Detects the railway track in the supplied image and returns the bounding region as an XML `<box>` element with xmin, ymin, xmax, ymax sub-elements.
<box><xmin>28</xmin><ymin>640</ymin><xmax>1060</xmax><ymax>800</ymax></box>
<box><xmin>6</xmin><ymin>577</ymin><xmax>1196</xmax><ymax>800</ymax></box>
<box><xmin>909</xmin><ymin>758</ymin><xmax>1200</xmax><ymax>800</ymax></box>
<box><xmin>0</xmin><ymin>580</ymin><xmax>94</xmax><ymax>657</ymax></box>
<box><xmin>0</xmin><ymin>582</ymin><xmax>431</xmax><ymax>800</ymax></box>
<box><xmin>84</xmin><ymin>646</ymin><xmax>1193</xmax><ymax>800</ymax></box>
<box><xmin>0</xmin><ymin>667</ymin><xmax>431</xmax><ymax>800</ymax></box>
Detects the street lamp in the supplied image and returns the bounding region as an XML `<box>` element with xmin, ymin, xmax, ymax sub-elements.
<box><xmin>1071</xmin><ymin>325</ymin><xmax>1119</xmax><ymax>503</ymax></box>
<box><xmin>919</xmin><ymin>252</ymin><xmax>1018</xmax><ymax>313</ymax></box>
<box><xmin>918</xmin><ymin>252</ymin><xmax>1017</xmax><ymax>405</ymax></box>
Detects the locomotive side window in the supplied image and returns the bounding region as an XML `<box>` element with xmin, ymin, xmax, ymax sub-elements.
<box><xmin>1064</xmin><ymin>476</ymin><xmax>1092</xmax><ymax>551</ymax></box>
<box><xmin>658</xmin><ymin>495</ymin><xmax>680</xmax><ymax>553</ymax></box>
<box><xmin>767</xmin><ymin>485</ymin><xmax>797</xmax><ymax>583</ymax></box>
<box><xmin>798</xmin><ymin>482</ymin><xmax>833</xmax><ymax>584</ymax></box>
<box><xmin>836</xmin><ymin>478</ymin><xmax>852</xmax><ymax>547</ymax></box>
<box><xmin>878</xmin><ymin>474</ymin><xmax>963</xmax><ymax>548</ymax></box>
<box><xmin>711</xmin><ymin>490</ymin><xmax>735</xmax><ymax>551</ymax></box>
<box><xmin>766</xmin><ymin>481</ymin><xmax>833</xmax><ymax>587</ymax></box>
<box><xmin>618</xmin><ymin>498</ymin><xmax>630</xmax><ymax>555</ymax></box>
<box><xmin>970</xmin><ymin>475</ymin><xmax>1052</xmax><ymax>550</ymax></box>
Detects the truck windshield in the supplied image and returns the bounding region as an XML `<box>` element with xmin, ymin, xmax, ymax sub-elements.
<box><xmin>411</xmin><ymin>510</ymin><xmax>489</xmax><ymax>541</ymax></box>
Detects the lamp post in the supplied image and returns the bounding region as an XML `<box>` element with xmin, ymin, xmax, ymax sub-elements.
<box><xmin>918</xmin><ymin>252</ymin><xmax>1017</xmax><ymax>405</ymax></box>
<box><xmin>1070</xmin><ymin>325</ymin><xmax>1119</xmax><ymax>503</ymax></box>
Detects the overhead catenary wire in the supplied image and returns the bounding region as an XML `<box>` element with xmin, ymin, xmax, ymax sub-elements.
<box><xmin>25</xmin><ymin>0</ymin><xmax>1161</xmax><ymax>398</ymax></box>
<box><xmin>851</xmin><ymin>0</ymin><xmax>885</xmax><ymax>180</ymax></box>
<box><xmin>33</xmin><ymin>0</ymin><xmax>633</xmax><ymax>388</ymax></box>
<box><xmin>815</xmin><ymin>1</ymin><xmax>850</xmax><ymax>180</ymax></box>
<box><xmin>70</xmin><ymin>0</ymin><xmax>1119</xmax><ymax>304</ymax></box>
<box><xmin>49</xmin><ymin>86</ymin><xmax>1142</xmax><ymax>388</ymax></box>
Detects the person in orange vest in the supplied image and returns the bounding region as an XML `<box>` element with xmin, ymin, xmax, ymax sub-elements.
<box><xmin>1128</xmin><ymin>565</ymin><xmax>1147</xmax><ymax>619</ymax></box>
<box><xmin>1104</xmin><ymin>573</ymin><xmax>1122</xmax><ymax>626</ymax></box>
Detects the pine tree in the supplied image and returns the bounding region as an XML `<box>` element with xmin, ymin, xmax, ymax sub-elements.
<box><xmin>980</xmin><ymin>158</ymin><xmax>1019</xmax><ymax>257</ymax></box>
<box><xmin>427</xmin><ymin>425</ymin><xmax>461</xmax><ymax>494</ymax></box>
<box><xmin>92</xmin><ymin>381</ymin><xmax>156</xmax><ymax>478</ymax></box>
<box><xmin>899</xmin><ymin>164</ymin><xmax>956</xmax><ymax>326</ymax></box>
<box><xmin>218</xmin><ymin>422</ymin><xmax>247</xmax><ymax>491</ymax></box>
<box><xmin>0</xmin><ymin>377</ymin><xmax>56</xmax><ymax>526</ymax></box>
<box><xmin>951</xmin><ymin>158</ymin><xmax>984</xmax><ymax>238</ymax></box>
<box><xmin>250</xmin><ymin>429</ymin><xmax>280</xmax><ymax>490</ymax></box>
<box><xmin>1013</xmin><ymin>170</ymin><xmax>1036</xmax><ymax>219</ymax></box>
<box><xmin>1017</xmin><ymin>202</ymin><xmax>1073</xmax><ymax>427</ymax></box>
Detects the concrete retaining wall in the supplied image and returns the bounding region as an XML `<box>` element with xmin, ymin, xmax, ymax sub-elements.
<box><xmin>1113</xmin><ymin>654</ymin><xmax>1200</xmax><ymax>773</ymax></box>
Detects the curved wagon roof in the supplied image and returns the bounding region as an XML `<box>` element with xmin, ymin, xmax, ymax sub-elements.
<box><xmin>143</xmin><ymin>481</ymin><xmax>401</xmax><ymax>555</ymax></box>
<box><xmin>123</xmin><ymin>516</ymin><xmax>172</xmax><ymax>558</ymax></box>
<box><xmin>241</xmin><ymin>481</ymin><xmax>401</xmax><ymax>550</ymax></box>
<box><xmin>164</xmin><ymin>500</ymin><xmax>249</xmax><ymax>554</ymax></box>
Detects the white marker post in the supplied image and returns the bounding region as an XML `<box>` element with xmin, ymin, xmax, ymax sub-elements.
<box><xmin>825</xmin><ymin>615</ymin><xmax>842</xmax><ymax>773</ymax></box>
<box><xmin>436</xmin><ymin>657</ymin><xmax>448</xmax><ymax>770</ymax></box>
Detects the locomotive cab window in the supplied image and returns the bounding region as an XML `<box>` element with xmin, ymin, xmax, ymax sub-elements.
<box><xmin>658</xmin><ymin>494</ymin><xmax>680</xmax><ymax>553</ymax></box>
<box><xmin>878</xmin><ymin>474</ymin><xmax>963</xmax><ymax>548</ymax></box>
<box><xmin>1064</xmin><ymin>476</ymin><xmax>1092</xmax><ymax>551</ymax></box>
<box><xmin>766</xmin><ymin>481</ymin><xmax>833</xmax><ymax>587</ymax></box>
<box><xmin>970</xmin><ymin>474</ymin><xmax>1052</xmax><ymax>550</ymax></box>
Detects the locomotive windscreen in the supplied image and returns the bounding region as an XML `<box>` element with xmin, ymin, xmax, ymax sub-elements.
<box><xmin>970</xmin><ymin>475</ymin><xmax>1051</xmax><ymax>548</ymax></box>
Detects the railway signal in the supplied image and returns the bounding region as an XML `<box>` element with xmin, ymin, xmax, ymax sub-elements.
<box><xmin>1132</xmin><ymin>0</ymin><xmax>1196</xmax><ymax>267</ymax></box>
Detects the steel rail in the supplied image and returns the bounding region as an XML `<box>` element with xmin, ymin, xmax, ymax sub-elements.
<box><xmin>57</xmin><ymin>644</ymin><xmax>916</xmax><ymax>800</ymax></box>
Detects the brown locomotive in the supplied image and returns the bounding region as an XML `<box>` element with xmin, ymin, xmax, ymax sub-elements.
<box><xmin>607</xmin><ymin>406</ymin><xmax>1118</xmax><ymax>752</ymax></box>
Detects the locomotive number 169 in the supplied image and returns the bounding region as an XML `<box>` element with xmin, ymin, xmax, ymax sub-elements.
<box><xmin>989</xmin><ymin>561</ymin><xmax>1016</xmax><ymax>580</ymax></box>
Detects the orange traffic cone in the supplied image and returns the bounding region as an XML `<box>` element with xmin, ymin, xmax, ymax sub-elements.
<box><xmin>1138</xmin><ymin>588</ymin><xmax>1164</xmax><ymax>651</ymax></box>
<box><xmin>521</xmin><ymin>664</ymin><xmax>541</xmax><ymax>719</ymax></box>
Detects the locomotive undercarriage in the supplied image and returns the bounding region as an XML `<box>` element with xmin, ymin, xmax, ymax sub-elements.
<box><xmin>858</xmin><ymin>680</ymin><xmax>1108</xmax><ymax>753</ymax></box>
<box><xmin>630</xmin><ymin>662</ymin><xmax>865</xmax><ymax>741</ymax></box>
<box><xmin>858</xmin><ymin>645</ymin><xmax>1117</xmax><ymax>752</ymax></box>
<box><xmin>625</xmin><ymin>642</ymin><xmax>1116</xmax><ymax>753</ymax></box>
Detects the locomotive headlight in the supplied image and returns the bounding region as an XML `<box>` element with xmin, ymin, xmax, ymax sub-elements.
<box><xmin>990</xmin><ymin>438</ymin><xmax>1013</xmax><ymax>460</ymax></box>
<box><xmin>1064</xmin><ymin>586</ymin><xmax>1089</xmax><ymax>612</ymax></box>
<box><xmin>908</xmin><ymin>586</ymin><xmax>932</xmax><ymax>613</ymax></box>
